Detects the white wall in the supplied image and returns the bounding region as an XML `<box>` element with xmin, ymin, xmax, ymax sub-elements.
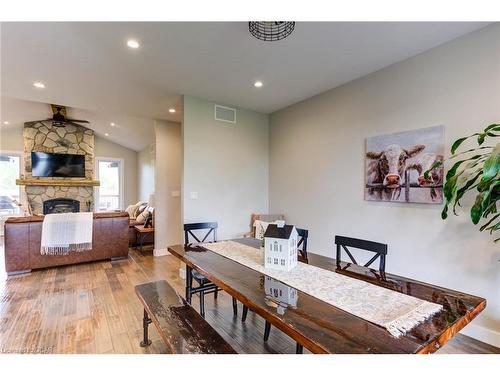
<box><xmin>138</xmin><ymin>145</ymin><xmax>155</xmax><ymax>202</ymax></box>
<box><xmin>94</xmin><ymin>135</ymin><xmax>138</xmax><ymax>208</ymax></box>
<box><xmin>154</xmin><ymin>120</ymin><xmax>182</xmax><ymax>255</ymax></box>
<box><xmin>183</xmin><ymin>95</ymin><xmax>270</xmax><ymax>240</ymax></box>
<box><xmin>0</xmin><ymin>125</ymin><xmax>23</xmax><ymax>152</ymax></box>
<box><xmin>269</xmin><ymin>24</ymin><xmax>500</xmax><ymax>346</ymax></box>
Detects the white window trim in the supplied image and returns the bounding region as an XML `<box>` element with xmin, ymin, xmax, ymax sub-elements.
<box><xmin>94</xmin><ymin>157</ymin><xmax>124</xmax><ymax>211</ymax></box>
<box><xmin>0</xmin><ymin>151</ymin><xmax>24</xmax><ymax>236</ymax></box>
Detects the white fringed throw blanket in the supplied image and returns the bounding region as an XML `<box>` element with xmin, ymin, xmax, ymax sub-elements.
<box><xmin>202</xmin><ymin>241</ymin><xmax>442</xmax><ymax>338</ymax></box>
<box><xmin>41</xmin><ymin>212</ymin><xmax>93</xmax><ymax>255</ymax></box>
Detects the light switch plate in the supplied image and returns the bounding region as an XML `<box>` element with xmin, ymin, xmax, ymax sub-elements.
<box><xmin>190</xmin><ymin>191</ymin><xmax>199</xmax><ymax>200</ymax></box>
<box><xmin>171</xmin><ymin>191</ymin><xmax>180</xmax><ymax>197</ymax></box>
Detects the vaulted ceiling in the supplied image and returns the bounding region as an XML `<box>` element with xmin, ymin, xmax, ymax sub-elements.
<box><xmin>0</xmin><ymin>22</ymin><xmax>490</xmax><ymax>150</ymax></box>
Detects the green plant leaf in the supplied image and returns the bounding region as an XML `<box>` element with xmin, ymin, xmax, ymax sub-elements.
<box><xmin>481</xmin><ymin>143</ymin><xmax>500</xmax><ymax>184</ymax></box>
<box><xmin>445</xmin><ymin>154</ymin><xmax>483</xmax><ymax>181</ymax></box>
<box><xmin>483</xmin><ymin>198</ymin><xmax>498</xmax><ymax>218</ymax></box>
<box><xmin>451</xmin><ymin>137</ymin><xmax>469</xmax><ymax>154</ymax></box>
<box><xmin>443</xmin><ymin>174</ymin><xmax>459</xmax><ymax>201</ymax></box>
<box><xmin>453</xmin><ymin>171</ymin><xmax>482</xmax><ymax>215</ymax></box>
<box><xmin>484</xmin><ymin>123</ymin><xmax>500</xmax><ymax>133</ymax></box>
<box><xmin>471</xmin><ymin>194</ymin><xmax>484</xmax><ymax>225</ymax></box>
<box><xmin>446</xmin><ymin>146</ymin><xmax>492</xmax><ymax>160</ymax></box>
<box><xmin>487</xmin><ymin>221</ymin><xmax>500</xmax><ymax>234</ymax></box>
<box><xmin>480</xmin><ymin>213</ymin><xmax>500</xmax><ymax>231</ymax></box>
<box><xmin>441</xmin><ymin>203</ymin><xmax>449</xmax><ymax>220</ymax></box>
<box><xmin>481</xmin><ymin>180</ymin><xmax>500</xmax><ymax>213</ymax></box>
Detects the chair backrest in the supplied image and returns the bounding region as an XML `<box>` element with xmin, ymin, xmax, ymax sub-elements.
<box><xmin>250</xmin><ymin>213</ymin><xmax>285</xmax><ymax>237</ymax></box>
<box><xmin>335</xmin><ymin>235</ymin><xmax>387</xmax><ymax>272</ymax></box>
<box><xmin>296</xmin><ymin>228</ymin><xmax>309</xmax><ymax>261</ymax></box>
<box><xmin>184</xmin><ymin>222</ymin><xmax>218</xmax><ymax>245</ymax></box>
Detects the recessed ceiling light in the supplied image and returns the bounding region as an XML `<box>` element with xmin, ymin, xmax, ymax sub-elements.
<box><xmin>110</xmin><ymin>122</ymin><xmax>116</xmax><ymax>127</ymax></box>
<box><xmin>127</xmin><ymin>39</ymin><xmax>140</xmax><ymax>49</ymax></box>
<box><xmin>169</xmin><ymin>108</ymin><xmax>176</xmax><ymax>113</ymax></box>
<box><xmin>3</xmin><ymin>121</ymin><xmax>9</xmax><ymax>125</ymax></box>
<box><xmin>254</xmin><ymin>81</ymin><xmax>263</xmax><ymax>88</ymax></box>
<box><xmin>105</xmin><ymin>133</ymin><xmax>109</xmax><ymax>137</ymax></box>
<box><xmin>33</xmin><ymin>82</ymin><xmax>45</xmax><ymax>89</ymax></box>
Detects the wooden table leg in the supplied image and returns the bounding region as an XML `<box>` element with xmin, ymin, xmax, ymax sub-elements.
<box><xmin>185</xmin><ymin>265</ymin><xmax>193</xmax><ymax>304</ymax></box>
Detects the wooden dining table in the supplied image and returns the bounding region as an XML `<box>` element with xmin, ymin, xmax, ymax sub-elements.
<box><xmin>168</xmin><ymin>237</ymin><xmax>486</xmax><ymax>354</ymax></box>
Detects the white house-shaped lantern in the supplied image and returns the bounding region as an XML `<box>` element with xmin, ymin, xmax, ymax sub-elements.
<box><xmin>263</xmin><ymin>223</ymin><xmax>298</xmax><ymax>271</ymax></box>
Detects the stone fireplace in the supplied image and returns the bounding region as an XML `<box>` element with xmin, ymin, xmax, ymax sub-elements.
<box><xmin>20</xmin><ymin>122</ymin><xmax>97</xmax><ymax>214</ymax></box>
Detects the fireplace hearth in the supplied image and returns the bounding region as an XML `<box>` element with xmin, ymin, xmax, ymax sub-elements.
<box><xmin>43</xmin><ymin>198</ymin><xmax>80</xmax><ymax>214</ymax></box>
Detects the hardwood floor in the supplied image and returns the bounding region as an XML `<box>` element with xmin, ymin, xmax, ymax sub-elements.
<box><xmin>0</xmin><ymin>244</ymin><xmax>498</xmax><ymax>354</ymax></box>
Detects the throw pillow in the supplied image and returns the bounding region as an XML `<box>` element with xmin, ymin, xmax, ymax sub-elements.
<box><xmin>135</xmin><ymin>203</ymin><xmax>148</xmax><ymax>217</ymax></box>
<box><xmin>136</xmin><ymin>209</ymin><xmax>150</xmax><ymax>224</ymax></box>
<box><xmin>254</xmin><ymin>219</ymin><xmax>286</xmax><ymax>240</ymax></box>
<box><xmin>125</xmin><ymin>203</ymin><xmax>139</xmax><ymax>218</ymax></box>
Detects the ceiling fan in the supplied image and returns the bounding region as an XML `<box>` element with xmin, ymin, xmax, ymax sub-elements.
<box><xmin>25</xmin><ymin>104</ymin><xmax>90</xmax><ymax>128</ymax></box>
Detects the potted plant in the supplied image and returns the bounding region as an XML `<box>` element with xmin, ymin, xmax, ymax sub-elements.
<box><xmin>427</xmin><ymin>123</ymin><xmax>499</xmax><ymax>241</ymax></box>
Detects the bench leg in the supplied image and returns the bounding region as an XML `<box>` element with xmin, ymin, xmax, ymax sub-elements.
<box><xmin>232</xmin><ymin>297</ymin><xmax>238</xmax><ymax>315</ymax></box>
<box><xmin>296</xmin><ymin>343</ymin><xmax>303</xmax><ymax>354</ymax></box>
<box><xmin>185</xmin><ymin>265</ymin><xmax>193</xmax><ymax>304</ymax></box>
<box><xmin>242</xmin><ymin>305</ymin><xmax>248</xmax><ymax>322</ymax></box>
<box><xmin>140</xmin><ymin>309</ymin><xmax>152</xmax><ymax>347</ymax></box>
<box><xmin>263</xmin><ymin>321</ymin><xmax>271</xmax><ymax>342</ymax></box>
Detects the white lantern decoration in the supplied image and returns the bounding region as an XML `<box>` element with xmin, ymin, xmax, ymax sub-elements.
<box><xmin>263</xmin><ymin>223</ymin><xmax>298</xmax><ymax>271</ymax></box>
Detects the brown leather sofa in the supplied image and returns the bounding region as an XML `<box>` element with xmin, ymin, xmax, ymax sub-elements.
<box><xmin>4</xmin><ymin>212</ymin><xmax>129</xmax><ymax>275</ymax></box>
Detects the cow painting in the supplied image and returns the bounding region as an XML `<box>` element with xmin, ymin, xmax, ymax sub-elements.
<box><xmin>408</xmin><ymin>153</ymin><xmax>444</xmax><ymax>202</ymax></box>
<box><xmin>365</xmin><ymin>126</ymin><xmax>445</xmax><ymax>204</ymax></box>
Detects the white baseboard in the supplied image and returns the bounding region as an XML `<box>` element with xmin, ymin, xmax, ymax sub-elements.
<box><xmin>153</xmin><ymin>248</ymin><xmax>170</xmax><ymax>257</ymax></box>
<box><xmin>461</xmin><ymin>323</ymin><xmax>500</xmax><ymax>348</ymax></box>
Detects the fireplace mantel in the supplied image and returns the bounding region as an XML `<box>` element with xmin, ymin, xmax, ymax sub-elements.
<box><xmin>16</xmin><ymin>178</ymin><xmax>100</xmax><ymax>187</ymax></box>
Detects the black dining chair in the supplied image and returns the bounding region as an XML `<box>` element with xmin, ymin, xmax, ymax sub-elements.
<box><xmin>334</xmin><ymin>235</ymin><xmax>388</xmax><ymax>272</ymax></box>
<box><xmin>239</xmin><ymin>227</ymin><xmax>309</xmax><ymax>354</ymax></box>
<box><xmin>184</xmin><ymin>222</ymin><xmax>221</xmax><ymax>318</ymax></box>
<box><xmin>296</xmin><ymin>228</ymin><xmax>309</xmax><ymax>262</ymax></box>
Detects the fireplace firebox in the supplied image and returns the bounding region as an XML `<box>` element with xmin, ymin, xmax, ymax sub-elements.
<box><xmin>43</xmin><ymin>198</ymin><xmax>80</xmax><ymax>214</ymax></box>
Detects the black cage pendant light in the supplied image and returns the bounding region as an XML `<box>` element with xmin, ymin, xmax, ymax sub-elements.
<box><xmin>248</xmin><ymin>22</ymin><xmax>295</xmax><ymax>41</ymax></box>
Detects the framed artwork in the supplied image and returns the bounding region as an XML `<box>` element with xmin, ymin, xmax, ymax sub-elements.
<box><xmin>365</xmin><ymin>125</ymin><xmax>445</xmax><ymax>204</ymax></box>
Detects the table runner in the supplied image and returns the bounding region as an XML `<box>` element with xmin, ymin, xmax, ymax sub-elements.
<box><xmin>201</xmin><ymin>240</ymin><xmax>442</xmax><ymax>338</ymax></box>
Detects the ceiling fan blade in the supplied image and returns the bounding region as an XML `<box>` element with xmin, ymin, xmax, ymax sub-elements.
<box><xmin>67</xmin><ymin>119</ymin><xmax>90</xmax><ymax>123</ymax></box>
<box><xmin>24</xmin><ymin>120</ymin><xmax>47</xmax><ymax>126</ymax></box>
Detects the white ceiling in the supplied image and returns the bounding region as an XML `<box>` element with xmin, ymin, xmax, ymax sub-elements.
<box><xmin>0</xmin><ymin>97</ymin><xmax>156</xmax><ymax>151</ymax></box>
<box><xmin>0</xmin><ymin>22</ymin><xmax>491</xmax><ymax>150</ymax></box>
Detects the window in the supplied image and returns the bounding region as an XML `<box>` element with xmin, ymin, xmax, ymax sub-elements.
<box><xmin>280</xmin><ymin>259</ymin><xmax>285</xmax><ymax>266</ymax></box>
<box><xmin>0</xmin><ymin>153</ymin><xmax>21</xmax><ymax>217</ymax></box>
<box><xmin>274</xmin><ymin>258</ymin><xmax>278</xmax><ymax>265</ymax></box>
<box><xmin>95</xmin><ymin>159</ymin><xmax>123</xmax><ymax>211</ymax></box>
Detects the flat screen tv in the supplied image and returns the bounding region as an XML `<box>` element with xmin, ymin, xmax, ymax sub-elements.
<box><xmin>31</xmin><ymin>152</ymin><xmax>86</xmax><ymax>178</ymax></box>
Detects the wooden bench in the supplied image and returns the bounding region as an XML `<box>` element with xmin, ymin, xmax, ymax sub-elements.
<box><xmin>135</xmin><ymin>280</ymin><xmax>236</xmax><ymax>354</ymax></box>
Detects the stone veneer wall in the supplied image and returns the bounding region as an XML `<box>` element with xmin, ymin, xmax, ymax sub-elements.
<box><xmin>23</xmin><ymin>122</ymin><xmax>95</xmax><ymax>214</ymax></box>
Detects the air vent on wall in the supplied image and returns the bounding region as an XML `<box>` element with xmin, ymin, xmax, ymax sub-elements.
<box><xmin>214</xmin><ymin>104</ymin><xmax>236</xmax><ymax>124</ymax></box>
